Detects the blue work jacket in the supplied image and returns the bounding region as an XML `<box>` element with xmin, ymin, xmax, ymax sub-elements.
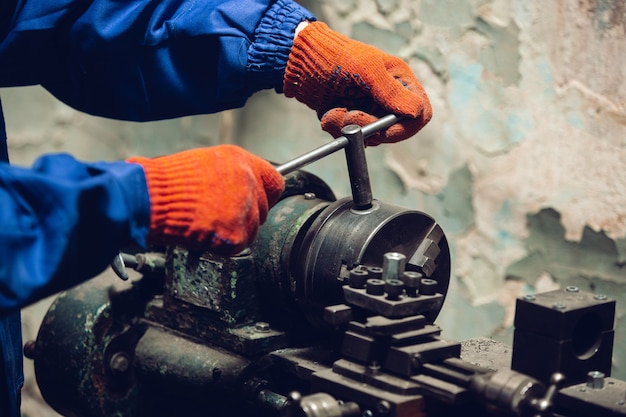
<box><xmin>0</xmin><ymin>1</ymin><xmax>315</xmax><ymax>415</ymax></box>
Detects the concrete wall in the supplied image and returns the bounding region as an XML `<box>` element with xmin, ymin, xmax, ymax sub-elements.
<box><xmin>3</xmin><ymin>0</ymin><xmax>626</xmax><ymax>415</ymax></box>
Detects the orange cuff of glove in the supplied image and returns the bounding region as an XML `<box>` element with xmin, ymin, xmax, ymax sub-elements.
<box><xmin>127</xmin><ymin>145</ymin><xmax>284</xmax><ymax>255</ymax></box>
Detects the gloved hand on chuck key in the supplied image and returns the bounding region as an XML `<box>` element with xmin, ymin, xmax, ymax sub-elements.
<box><xmin>284</xmin><ymin>22</ymin><xmax>432</xmax><ymax>146</ymax></box>
<box><xmin>127</xmin><ymin>145</ymin><xmax>284</xmax><ymax>255</ymax></box>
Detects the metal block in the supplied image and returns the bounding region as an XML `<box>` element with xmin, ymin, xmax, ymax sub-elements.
<box><xmin>512</xmin><ymin>288</ymin><xmax>615</xmax><ymax>384</ymax></box>
<box><xmin>512</xmin><ymin>328</ymin><xmax>614</xmax><ymax>384</ymax></box>
<box><xmin>343</xmin><ymin>285</ymin><xmax>444</xmax><ymax>319</ymax></box>
<box><xmin>391</xmin><ymin>325</ymin><xmax>442</xmax><ymax>347</ymax></box>
<box><xmin>340</xmin><ymin>331</ymin><xmax>382</xmax><ymax>363</ymax></box>
<box><xmin>384</xmin><ymin>339</ymin><xmax>462</xmax><ymax>377</ymax></box>
<box><xmin>323</xmin><ymin>304</ymin><xmax>353</xmax><ymax>326</ymax></box>
<box><xmin>514</xmin><ymin>288</ymin><xmax>615</xmax><ymax>340</ymax></box>
<box><xmin>166</xmin><ymin>247</ymin><xmax>258</xmax><ymax>325</ymax></box>
<box><xmin>365</xmin><ymin>315</ymin><xmax>427</xmax><ymax>336</ymax></box>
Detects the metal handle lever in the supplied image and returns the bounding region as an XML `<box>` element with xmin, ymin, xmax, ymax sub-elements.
<box><xmin>275</xmin><ymin>114</ymin><xmax>402</xmax><ymax>176</ymax></box>
<box><xmin>341</xmin><ymin>123</ymin><xmax>372</xmax><ymax>210</ymax></box>
<box><xmin>276</xmin><ymin>114</ymin><xmax>402</xmax><ymax>211</ymax></box>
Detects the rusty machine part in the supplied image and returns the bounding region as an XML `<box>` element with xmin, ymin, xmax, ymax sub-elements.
<box><xmin>26</xmin><ymin>118</ymin><xmax>626</xmax><ymax>417</ymax></box>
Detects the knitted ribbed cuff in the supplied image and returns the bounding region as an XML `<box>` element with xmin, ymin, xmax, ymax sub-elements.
<box><xmin>126</xmin><ymin>153</ymin><xmax>202</xmax><ymax>242</ymax></box>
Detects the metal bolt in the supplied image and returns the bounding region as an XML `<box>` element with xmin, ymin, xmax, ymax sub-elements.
<box><xmin>109</xmin><ymin>352</ymin><xmax>130</xmax><ymax>375</ymax></box>
<box><xmin>23</xmin><ymin>340</ymin><xmax>37</xmax><ymax>360</ymax></box>
<box><xmin>385</xmin><ymin>279</ymin><xmax>405</xmax><ymax>300</ymax></box>
<box><xmin>366</xmin><ymin>279</ymin><xmax>385</xmax><ymax>296</ymax></box>
<box><xmin>402</xmin><ymin>271</ymin><xmax>422</xmax><ymax>297</ymax></box>
<box><xmin>362</xmin><ymin>411</ymin><xmax>374</xmax><ymax>417</ymax></box>
<box><xmin>411</xmin><ymin>354</ymin><xmax>424</xmax><ymax>370</ymax></box>
<box><xmin>366</xmin><ymin>266</ymin><xmax>383</xmax><ymax>280</ymax></box>
<box><xmin>595</xmin><ymin>294</ymin><xmax>608</xmax><ymax>301</ymax></box>
<box><xmin>565</xmin><ymin>286</ymin><xmax>579</xmax><ymax>293</ymax></box>
<box><xmin>289</xmin><ymin>391</ymin><xmax>302</xmax><ymax>403</ymax></box>
<box><xmin>368</xmin><ymin>361</ymin><xmax>381</xmax><ymax>375</ymax></box>
<box><xmin>255</xmin><ymin>322</ymin><xmax>271</xmax><ymax>332</ymax></box>
<box><xmin>587</xmin><ymin>371</ymin><xmax>605</xmax><ymax>389</ymax></box>
<box><xmin>382</xmin><ymin>252</ymin><xmax>406</xmax><ymax>282</ymax></box>
<box><xmin>419</xmin><ymin>278</ymin><xmax>438</xmax><ymax>296</ymax></box>
<box><xmin>552</xmin><ymin>302</ymin><xmax>567</xmax><ymax>310</ymax></box>
<box><xmin>349</xmin><ymin>268</ymin><xmax>369</xmax><ymax>289</ymax></box>
<box><xmin>376</xmin><ymin>400</ymin><xmax>391</xmax><ymax>415</ymax></box>
<box><xmin>303</xmin><ymin>192</ymin><xmax>316</xmax><ymax>200</ymax></box>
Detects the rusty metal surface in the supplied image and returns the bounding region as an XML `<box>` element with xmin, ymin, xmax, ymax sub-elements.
<box><xmin>166</xmin><ymin>248</ymin><xmax>258</xmax><ymax>324</ymax></box>
<box><xmin>134</xmin><ymin>326</ymin><xmax>251</xmax><ymax>394</ymax></box>
<box><xmin>32</xmin><ymin>269</ymin><xmax>150</xmax><ymax>417</ymax></box>
<box><xmin>460</xmin><ymin>337</ymin><xmax>513</xmax><ymax>372</ymax></box>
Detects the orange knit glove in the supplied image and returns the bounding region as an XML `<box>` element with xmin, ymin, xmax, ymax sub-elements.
<box><xmin>284</xmin><ymin>22</ymin><xmax>432</xmax><ymax>146</ymax></box>
<box><xmin>127</xmin><ymin>145</ymin><xmax>284</xmax><ymax>255</ymax></box>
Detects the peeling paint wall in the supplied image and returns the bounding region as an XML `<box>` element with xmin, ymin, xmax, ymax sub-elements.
<box><xmin>3</xmin><ymin>0</ymin><xmax>626</xmax><ymax>414</ymax></box>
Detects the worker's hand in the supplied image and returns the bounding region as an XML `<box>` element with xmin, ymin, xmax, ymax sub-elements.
<box><xmin>284</xmin><ymin>22</ymin><xmax>432</xmax><ymax>146</ymax></box>
<box><xmin>127</xmin><ymin>145</ymin><xmax>284</xmax><ymax>255</ymax></box>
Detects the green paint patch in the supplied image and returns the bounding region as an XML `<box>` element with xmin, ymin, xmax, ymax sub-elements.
<box><xmin>432</xmin><ymin>164</ymin><xmax>475</xmax><ymax>235</ymax></box>
<box><xmin>475</xmin><ymin>17</ymin><xmax>521</xmax><ymax>87</ymax></box>
<box><xmin>506</xmin><ymin>208</ymin><xmax>626</xmax><ymax>287</ymax></box>
<box><xmin>352</xmin><ymin>22</ymin><xmax>408</xmax><ymax>53</ymax></box>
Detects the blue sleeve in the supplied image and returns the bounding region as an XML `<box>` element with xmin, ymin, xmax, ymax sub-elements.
<box><xmin>0</xmin><ymin>0</ymin><xmax>315</xmax><ymax>121</ymax></box>
<box><xmin>0</xmin><ymin>155</ymin><xmax>150</xmax><ymax>311</ymax></box>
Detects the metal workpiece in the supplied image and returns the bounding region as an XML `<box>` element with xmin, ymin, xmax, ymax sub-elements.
<box><xmin>382</xmin><ymin>252</ymin><xmax>407</xmax><ymax>282</ymax></box>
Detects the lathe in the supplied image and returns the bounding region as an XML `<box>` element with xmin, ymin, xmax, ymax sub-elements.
<box><xmin>25</xmin><ymin>117</ymin><xmax>626</xmax><ymax>417</ymax></box>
